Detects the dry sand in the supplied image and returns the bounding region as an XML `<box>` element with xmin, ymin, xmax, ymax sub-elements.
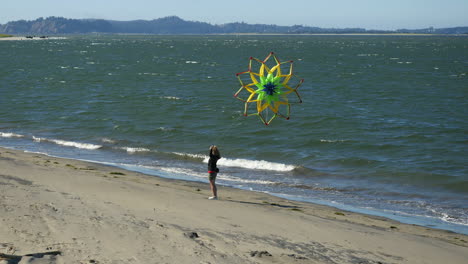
<box><xmin>0</xmin><ymin>147</ymin><xmax>467</xmax><ymax>264</ymax></box>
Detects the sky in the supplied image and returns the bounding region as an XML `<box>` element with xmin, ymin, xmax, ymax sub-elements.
<box><xmin>2</xmin><ymin>0</ymin><xmax>467</xmax><ymax>30</ymax></box>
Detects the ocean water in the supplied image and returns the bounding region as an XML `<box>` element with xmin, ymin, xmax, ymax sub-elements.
<box><xmin>1</xmin><ymin>35</ymin><xmax>467</xmax><ymax>234</ymax></box>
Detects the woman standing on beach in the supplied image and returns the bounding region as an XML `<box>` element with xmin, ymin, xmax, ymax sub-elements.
<box><xmin>208</xmin><ymin>145</ymin><xmax>221</xmax><ymax>200</ymax></box>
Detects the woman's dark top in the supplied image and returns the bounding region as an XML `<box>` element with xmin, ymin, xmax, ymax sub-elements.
<box><xmin>208</xmin><ymin>151</ymin><xmax>220</xmax><ymax>172</ymax></box>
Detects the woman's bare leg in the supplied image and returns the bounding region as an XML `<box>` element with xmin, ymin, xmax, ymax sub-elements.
<box><xmin>209</xmin><ymin>179</ymin><xmax>217</xmax><ymax>197</ymax></box>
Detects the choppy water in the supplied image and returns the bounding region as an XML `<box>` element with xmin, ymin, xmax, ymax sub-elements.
<box><xmin>1</xmin><ymin>35</ymin><xmax>467</xmax><ymax>234</ymax></box>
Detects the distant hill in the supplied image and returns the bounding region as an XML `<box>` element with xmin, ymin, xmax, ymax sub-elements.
<box><xmin>1</xmin><ymin>16</ymin><xmax>467</xmax><ymax>35</ymax></box>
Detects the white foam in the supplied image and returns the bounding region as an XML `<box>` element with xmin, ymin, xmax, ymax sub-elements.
<box><xmin>0</xmin><ymin>132</ymin><xmax>24</xmax><ymax>138</ymax></box>
<box><xmin>357</xmin><ymin>54</ymin><xmax>378</xmax><ymax>57</ymax></box>
<box><xmin>32</xmin><ymin>136</ymin><xmax>44</xmax><ymax>142</ymax></box>
<box><xmin>121</xmin><ymin>147</ymin><xmax>150</xmax><ymax>153</ymax></box>
<box><xmin>101</xmin><ymin>138</ymin><xmax>116</xmax><ymax>144</ymax></box>
<box><xmin>53</xmin><ymin>139</ymin><xmax>101</xmax><ymax>150</ymax></box>
<box><xmin>172</xmin><ymin>151</ymin><xmax>295</xmax><ymax>172</ymax></box>
<box><xmin>172</xmin><ymin>152</ymin><xmax>205</xmax><ymax>159</ymax></box>
<box><xmin>219</xmin><ymin>175</ymin><xmax>278</xmax><ymax>185</ymax></box>
<box><xmin>32</xmin><ymin>136</ymin><xmax>102</xmax><ymax>150</ymax></box>
<box><xmin>158</xmin><ymin>166</ymin><xmax>205</xmax><ymax>178</ymax></box>
<box><xmin>23</xmin><ymin>150</ymin><xmax>49</xmax><ymax>155</ymax></box>
<box><xmin>157</xmin><ymin>127</ymin><xmax>175</xmax><ymax>131</ymax></box>
<box><xmin>320</xmin><ymin>139</ymin><xmax>347</xmax><ymax>143</ymax></box>
<box><xmin>139</xmin><ymin>165</ymin><xmax>278</xmax><ymax>185</ymax></box>
<box><xmin>441</xmin><ymin>213</ymin><xmax>468</xmax><ymax>226</ymax></box>
<box><xmin>203</xmin><ymin>157</ymin><xmax>295</xmax><ymax>172</ymax></box>
<box><xmin>160</xmin><ymin>96</ymin><xmax>181</xmax><ymax>100</ymax></box>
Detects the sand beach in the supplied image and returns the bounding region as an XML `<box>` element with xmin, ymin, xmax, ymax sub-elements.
<box><xmin>0</xmin><ymin>147</ymin><xmax>467</xmax><ymax>263</ymax></box>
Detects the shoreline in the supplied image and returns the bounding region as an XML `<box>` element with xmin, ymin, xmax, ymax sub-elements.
<box><xmin>0</xmin><ymin>36</ymin><xmax>66</xmax><ymax>41</ymax></box>
<box><xmin>1</xmin><ymin>33</ymin><xmax>467</xmax><ymax>41</ymax></box>
<box><xmin>1</xmin><ymin>146</ymin><xmax>467</xmax><ymax>263</ymax></box>
<box><xmin>219</xmin><ymin>32</ymin><xmax>468</xmax><ymax>36</ymax></box>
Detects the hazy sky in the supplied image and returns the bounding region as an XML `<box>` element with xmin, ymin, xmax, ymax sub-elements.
<box><xmin>2</xmin><ymin>0</ymin><xmax>467</xmax><ymax>30</ymax></box>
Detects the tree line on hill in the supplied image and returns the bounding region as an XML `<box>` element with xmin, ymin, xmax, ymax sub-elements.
<box><xmin>0</xmin><ymin>16</ymin><xmax>467</xmax><ymax>35</ymax></box>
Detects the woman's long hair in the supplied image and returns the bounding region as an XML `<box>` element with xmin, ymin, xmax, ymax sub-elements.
<box><xmin>211</xmin><ymin>145</ymin><xmax>221</xmax><ymax>158</ymax></box>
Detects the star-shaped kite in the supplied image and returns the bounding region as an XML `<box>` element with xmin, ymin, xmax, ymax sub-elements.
<box><xmin>235</xmin><ymin>52</ymin><xmax>303</xmax><ymax>125</ymax></box>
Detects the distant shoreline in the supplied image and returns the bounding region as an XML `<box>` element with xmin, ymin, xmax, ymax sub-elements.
<box><xmin>1</xmin><ymin>33</ymin><xmax>467</xmax><ymax>40</ymax></box>
<box><xmin>0</xmin><ymin>36</ymin><xmax>67</xmax><ymax>41</ymax></box>
<box><xmin>2</xmin><ymin>16</ymin><xmax>467</xmax><ymax>36</ymax></box>
<box><xmin>220</xmin><ymin>32</ymin><xmax>468</xmax><ymax>36</ymax></box>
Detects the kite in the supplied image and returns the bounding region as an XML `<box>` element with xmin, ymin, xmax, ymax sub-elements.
<box><xmin>234</xmin><ymin>52</ymin><xmax>303</xmax><ymax>125</ymax></box>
